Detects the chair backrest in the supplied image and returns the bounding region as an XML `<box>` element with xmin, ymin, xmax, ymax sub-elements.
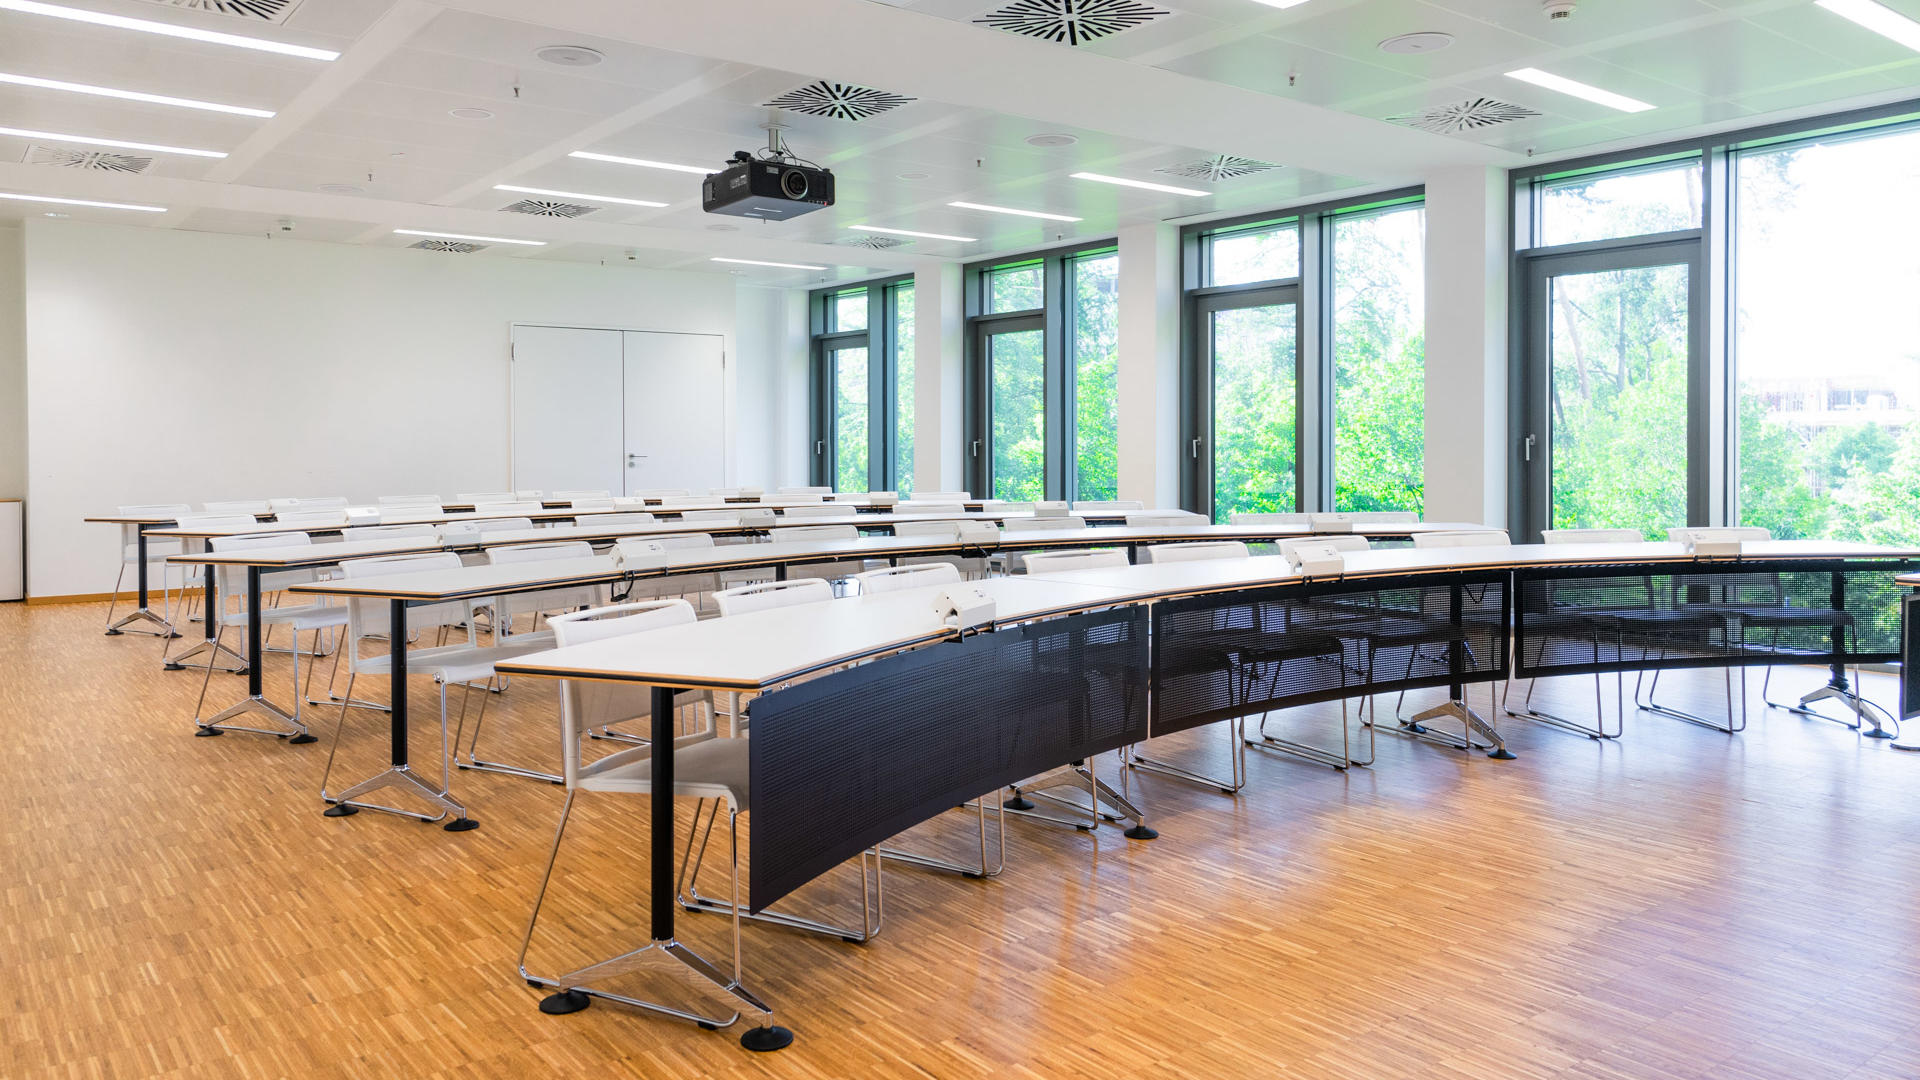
<box><xmin>615</xmin><ymin>533</ymin><xmax>714</xmax><ymax>560</ymax></box>
<box><xmin>549</xmin><ymin>600</ymin><xmax>700</xmax><ymax>782</ymax></box>
<box><xmin>713</xmin><ymin>578</ymin><xmax>835</xmax><ymax>617</ymax></box>
<box><xmin>955</xmin><ymin>519</ymin><xmax>1001</xmax><ymax>544</ymax></box>
<box><xmin>778</xmin><ymin>486</ymin><xmax>833</xmax><ymax>495</ymax></box>
<box><xmin>336</xmin><ymin>552</ymin><xmax>474</xmax><ymax>646</ymax></box>
<box><xmin>636</xmin><ymin>489</ymin><xmax>692</xmax><ymax>499</ymax></box>
<box><xmin>1668</xmin><ymin>526</ymin><xmax>1770</xmax><ymax>544</ymax></box>
<box><xmin>1229</xmin><ymin>511</ymin><xmax>1310</xmax><ymax>526</ymax></box>
<box><xmin>916</xmin><ymin>491</ymin><xmax>973</xmax><ymax>502</ymax></box>
<box><xmin>774</xmin><ymin>524</ymin><xmax>859</xmax><ymax>544</ymax></box>
<box><xmin>1542</xmin><ymin>528</ymin><xmax>1643</xmax><ymax>545</ymax></box>
<box><xmin>854</xmin><ymin>563</ymin><xmax>961</xmax><ymax>593</ymax></box>
<box><xmin>486</xmin><ymin>540</ymin><xmax>595</xmax><ymax>565</ymax></box>
<box><xmin>176</xmin><ymin>513</ymin><xmax>263</xmax><ymax>531</ymax></box>
<box><xmin>342</xmin><ymin>524</ymin><xmax>439</xmax><ymax>542</ymax></box>
<box><xmin>470</xmin><ymin>517</ymin><xmax>534</xmax><ymax>534</ymax></box>
<box><xmin>274</xmin><ymin>509</ymin><xmax>349</xmax><ymax>528</ymax></box>
<box><xmin>472</xmin><ymin>501</ymin><xmax>542</xmax><ymax>514</ymax></box>
<box><xmin>552</xmin><ymin>489</ymin><xmax>610</xmax><ymax>501</ymax></box>
<box><xmin>208</xmin><ymin>532</ymin><xmax>315</xmax><ymax>618</ymax></box>
<box><xmin>1144</xmin><ymin>540</ymin><xmax>1250</xmax><ymax>564</ymax></box>
<box><xmin>779</xmin><ymin>504</ymin><xmax>843</xmax><ymax>520</ymax></box>
<box><xmin>456</xmin><ymin>491</ymin><xmax>517</xmax><ymax>504</ymax></box>
<box><xmin>1278</xmin><ymin>535</ymin><xmax>1370</xmax><ymax>562</ymax></box>
<box><xmin>896</xmin><ymin>501</ymin><xmax>964</xmax><ymax>514</ymax></box>
<box><xmin>1031</xmin><ymin>500</ymin><xmax>1071</xmax><ymax>517</ymax></box>
<box><xmin>119</xmin><ymin>502</ymin><xmax>192</xmax><ymax>517</ymax></box>
<box><xmin>1074</xmin><ymin>500</ymin><xmax>1145</xmax><ymax>512</ymax></box>
<box><xmin>377</xmin><ymin>494</ymin><xmax>440</xmax><ymax>508</ymax></box>
<box><xmin>1021</xmin><ymin>549</ymin><xmax>1130</xmax><ymax>574</ymax></box>
<box><xmin>1348</xmin><ymin>511</ymin><xmax>1419</xmax><ymax>523</ymax></box>
<box><xmin>890</xmin><ymin>519</ymin><xmax>961</xmax><ymax>540</ymax></box>
<box><xmin>658</xmin><ymin>495</ymin><xmax>708</xmax><ymax>507</ymax></box>
<box><xmin>566</xmin><ymin>498</ymin><xmax>614</xmax><ymax>510</ymax></box>
<box><xmin>679</xmin><ymin>510</ymin><xmax>740</xmax><ymax>524</ymax></box>
<box><xmin>269</xmin><ymin>496</ymin><xmax>348</xmax><ymax>512</ymax></box>
<box><xmin>1003</xmin><ymin>516</ymin><xmax>1085</xmax><ymax>533</ymax></box>
<box><xmin>1411</xmin><ymin>530</ymin><xmax>1511</xmax><ymax>548</ymax></box>
<box><xmin>582</xmin><ymin>511</ymin><xmax>656</xmax><ymax>527</ymax></box>
<box><xmin>210</xmin><ymin>530</ymin><xmax>311</xmax><ymax>554</ymax></box>
<box><xmin>777</xmin><ymin>493</ymin><xmax>825</xmax><ymax>503</ymax></box>
<box><xmin>201</xmin><ymin>499</ymin><xmax>270</xmax><ymax>514</ymax></box>
<box><xmin>1126</xmin><ymin>511</ymin><xmax>1208</xmax><ymax>527</ymax></box>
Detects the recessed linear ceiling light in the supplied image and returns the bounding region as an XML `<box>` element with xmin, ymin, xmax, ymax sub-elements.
<box><xmin>851</xmin><ymin>224</ymin><xmax>978</xmax><ymax>242</ymax></box>
<box><xmin>0</xmin><ymin>189</ymin><xmax>164</xmax><ymax>211</ymax></box>
<box><xmin>948</xmin><ymin>200</ymin><xmax>1082</xmax><ymax>222</ymax></box>
<box><xmin>0</xmin><ymin>71</ymin><xmax>274</xmax><ymax>117</ymax></box>
<box><xmin>495</xmin><ymin>184</ymin><xmax>668</xmax><ymax>208</ymax></box>
<box><xmin>0</xmin><ymin>0</ymin><xmax>338</xmax><ymax>60</ymax></box>
<box><xmin>711</xmin><ymin>257</ymin><xmax>828</xmax><ymax>270</ymax></box>
<box><xmin>1505</xmin><ymin>67</ymin><xmax>1652</xmax><ymax>113</ymax></box>
<box><xmin>569</xmin><ymin>150</ymin><xmax>711</xmax><ymax>175</ymax></box>
<box><xmin>393</xmin><ymin>228</ymin><xmax>545</xmax><ymax>246</ymax></box>
<box><xmin>1817</xmin><ymin>0</ymin><xmax>1920</xmax><ymax>53</ymax></box>
<box><xmin>0</xmin><ymin>124</ymin><xmax>225</xmax><ymax>157</ymax></box>
<box><xmin>1071</xmin><ymin>171</ymin><xmax>1209</xmax><ymax>196</ymax></box>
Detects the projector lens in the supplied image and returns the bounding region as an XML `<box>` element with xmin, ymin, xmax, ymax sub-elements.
<box><xmin>780</xmin><ymin>169</ymin><xmax>810</xmax><ymax>200</ymax></box>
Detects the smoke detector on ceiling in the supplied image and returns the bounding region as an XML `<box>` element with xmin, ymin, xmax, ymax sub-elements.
<box><xmin>1379</xmin><ymin>32</ymin><xmax>1454</xmax><ymax>55</ymax></box>
<box><xmin>536</xmin><ymin>45</ymin><xmax>604</xmax><ymax>66</ymax></box>
<box><xmin>1026</xmin><ymin>133</ymin><xmax>1078</xmax><ymax>148</ymax></box>
<box><xmin>1543</xmin><ymin>0</ymin><xmax>1576</xmax><ymax>19</ymax></box>
<box><xmin>449</xmin><ymin>107</ymin><xmax>494</xmax><ymax>120</ymax></box>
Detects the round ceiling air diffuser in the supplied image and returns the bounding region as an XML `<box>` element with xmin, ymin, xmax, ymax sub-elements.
<box><xmin>536</xmin><ymin>45</ymin><xmax>605</xmax><ymax>67</ymax></box>
<box><xmin>1379</xmin><ymin>32</ymin><xmax>1455</xmax><ymax>54</ymax></box>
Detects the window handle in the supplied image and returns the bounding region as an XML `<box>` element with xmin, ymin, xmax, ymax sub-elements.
<box><xmin>1523</xmin><ymin>433</ymin><xmax>1536</xmax><ymax>462</ymax></box>
<box><xmin>970</xmin><ymin>439</ymin><xmax>982</xmax><ymax>458</ymax></box>
<box><xmin>1190</xmin><ymin>437</ymin><xmax>1202</xmax><ymax>458</ymax></box>
<box><xmin>815</xmin><ymin>440</ymin><xmax>825</xmax><ymax>455</ymax></box>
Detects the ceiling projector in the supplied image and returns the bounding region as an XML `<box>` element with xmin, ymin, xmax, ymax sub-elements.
<box><xmin>702</xmin><ymin>129</ymin><xmax>834</xmax><ymax>221</ymax></box>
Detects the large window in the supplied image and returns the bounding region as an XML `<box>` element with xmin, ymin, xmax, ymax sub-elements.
<box><xmin>1180</xmin><ymin>194</ymin><xmax>1424</xmax><ymax>521</ymax></box>
<box><xmin>1512</xmin><ymin>103</ymin><xmax>1920</xmax><ymax>545</ymax></box>
<box><xmin>1734</xmin><ymin>127</ymin><xmax>1920</xmax><ymax>543</ymax></box>
<box><xmin>1331</xmin><ymin>206</ymin><xmax>1425</xmax><ymax>513</ymax></box>
<box><xmin>810</xmin><ymin>277</ymin><xmax>912</xmax><ymax>492</ymax></box>
<box><xmin>964</xmin><ymin>244</ymin><xmax>1116</xmax><ymax>502</ymax></box>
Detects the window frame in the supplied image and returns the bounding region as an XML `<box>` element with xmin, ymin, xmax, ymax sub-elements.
<box><xmin>808</xmin><ymin>275</ymin><xmax>911</xmax><ymax>491</ymax></box>
<box><xmin>961</xmin><ymin>239</ymin><xmax>1118</xmax><ymax>501</ymax></box>
<box><xmin>1178</xmin><ymin>187</ymin><xmax>1424</xmax><ymax>520</ymax></box>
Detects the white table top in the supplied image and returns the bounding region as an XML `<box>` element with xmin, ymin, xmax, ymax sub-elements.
<box><xmin>493</xmin><ymin>576</ymin><xmax>1134</xmax><ymax>691</ymax></box>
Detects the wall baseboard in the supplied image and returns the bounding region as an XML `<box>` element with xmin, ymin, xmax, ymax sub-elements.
<box><xmin>26</xmin><ymin>591</ymin><xmax>116</xmax><ymax>606</ymax></box>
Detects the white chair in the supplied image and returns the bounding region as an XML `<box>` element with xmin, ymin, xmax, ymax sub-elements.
<box><xmin>659</xmin><ymin>495</ymin><xmax>710</xmax><ymax>508</ymax></box>
<box><xmin>342</xmin><ymin>524</ymin><xmax>439</xmax><ymax>543</ymax></box>
<box><xmin>270</xmin><ymin>496</ymin><xmax>349</xmax><ymax>512</ymax></box>
<box><xmin>472</xmin><ymin>516</ymin><xmax>535</xmax><ymax>534</ymax></box>
<box><xmin>319</xmin><ymin>552</ymin><xmax>554</xmax><ymax>821</ymax></box>
<box><xmin>778</xmin><ymin>505</ymin><xmax>843</xmax><ymax>520</ymax></box>
<box><xmin>377</xmin><ymin>495</ymin><xmax>441</xmax><ymax>509</ymax></box>
<box><xmin>1073</xmin><ymin>500</ymin><xmax>1144</xmax><ymax>513</ymax></box>
<box><xmin>579</xmin><ymin>511</ymin><xmax>656</xmax><ymax>528</ymax></box>
<box><xmin>191</xmin><ymin>532</ymin><xmax>346</xmax><ymax>740</ymax></box>
<box><xmin>853</xmin><ymin>563</ymin><xmax>962</xmax><ymax>594</ymax></box>
<box><xmin>777</xmin><ymin>486</ymin><xmax>833</xmax><ymax>495</ymax></box>
<box><xmin>680</xmin><ymin>510</ymin><xmax>741</xmax><ymax>525</ymax></box>
<box><xmin>895</xmin><ymin>501</ymin><xmax>965</xmax><ymax>514</ymax></box>
<box><xmin>1031</xmin><ymin>501</ymin><xmax>1071</xmax><ymax>517</ymax></box>
<box><xmin>889</xmin><ymin>519</ymin><xmax>986</xmax><ymax>579</ymax></box>
<box><xmin>1003</xmin><ymin>516</ymin><xmax>1085</xmax><ymax>532</ymax></box>
<box><xmin>543</xmin><ymin>601</ymin><xmax>715</xmax><ymax>750</ymax></box>
<box><xmin>712</xmin><ymin>578</ymin><xmax>835</xmax><ymax>617</ymax></box>
<box><xmin>1541</xmin><ymin>528</ymin><xmax>1644</xmax><ymax>544</ymax></box>
<box><xmin>1230</xmin><ymin>512</ymin><xmax>1310</xmax><ymax>527</ymax></box>
<box><xmin>1019</xmin><ymin>549</ymin><xmax>1129</xmax><ymax>575</ymax></box>
<box><xmin>1125</xmin><ymin>510</ymin><xmax>1208</xmax><ymax>527</ymax></box>
<box><xmin>1668</xmin><ymin>526</ymin><xmax>1770</xmax><ymax>545</ymax></box>
<box><xmin>1143</xmin><ymin>541</ymin><xmax>1250</xmax><ymax>563</ymax></box>
<box><xmin>275</xmin><ymin>509</ymin><xmax>350</xmax><ymax>531</ymax></box>
<box><xmin>485</xmin><ymin>542</ymin><xmax>608</xmax><ymax>639</ymax></box>
<box><xmin>552</xmin><ymin>489</ymin><xmax>611</xmax><ymax>502</ymax></box>
<box><xmin>457</xmin><ymin>491</ymin><xmax>518</xmax><ymax>504</ymax></box>
<box><xmin>634</xmin><ymin>488</ymin><xmax>691</xmax><ymax>499</ymax></box>
<box><xmin>472</xmin><ymin>501</ymin><xmax>543</xmax><ymax>514</ymax></box>
<box><xmin>566</xmin><ymin>498</ymin><xmax>615</xmax><ymax>511</ymax></box>
<box><xmin>773</xmin><ymin>525</ymin><xmax>866</xmax><ymax>589</ymax></box>
<box><xmin>106</xmin><ymin>503</ymin><xmax>191</xmax><ymax>634</ymax></box>
<box><xmin>202</xmin><ymin>499</ymin><xmax>270</xmax><ymax>514</ymax></box>
<box><xmin>915</xmin><ymin>491</ymin><xmax>973</xmax><ymax>502</ymax></box>
<box><xmin>776</xmin><ymin>493</ymin><xmax>826</xmax><ymax>503</ymax></box>
<box><xmin>1411</xmin><ymin>530</ymin><xmax>1510</xmax><ymax>548</ymax></box>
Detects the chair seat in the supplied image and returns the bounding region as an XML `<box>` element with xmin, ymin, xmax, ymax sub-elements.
<box><xmin>126</xmin><ymin>541</ymin><xmax>184</xmax><ymax>563</ymax></box>
<box><xmin>431</xmin><ymin>639</ymin><xmax>564</xmax><ymax>685</ymax></box>
<box><xmin>580</xmin><ymin>734</ymin><xmax>748</xmax><ymax>808</ymax></box>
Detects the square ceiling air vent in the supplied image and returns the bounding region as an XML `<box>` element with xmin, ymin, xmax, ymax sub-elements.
<box><xmin>25</xmin><ymin>144</ymin><xmax>154</xmax><ymax>174</ymax></box>
<box><xmin>974</xmin><ymin>0</ymin><xmax>1170</xmax><ymax>46</ymax></box>
<box><xmin>1388</xmin><ymin>97</ymin><xmax>1541</xmax><ymax>135</ymax></box>
<box><xmin>411</xmin><ymin>239</ymin><xmax>484</xmax><ymax>253</ymax></box>
<box><xmin>764</xmin><ymin>80</ymin><xmax>916</xmax><ymax>121</ymax></box>
<box><xmin>502</xmin><ymin>199</ymin><xmax>598</xmax><ymax>219</ymax></box>
<box><xmin>1156</xmin><ymin>154</ymin><xmax>1281</xmax><ymax>182</ymax></box>
<box><xmin>838</xmin><ymin>235</ymin><xmax>914</xmax><ymax>250</ymax></box>
<box><xmin>133</xmin><ymin>0</ymin><xmax>305</xmax><ymax>23</ymax></box>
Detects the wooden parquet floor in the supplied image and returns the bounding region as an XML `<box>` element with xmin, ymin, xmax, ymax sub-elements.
<box><xmin>3</xmin><ymin>599</ymin><xmax>1919</xmax><ymax>1080</ymax></box>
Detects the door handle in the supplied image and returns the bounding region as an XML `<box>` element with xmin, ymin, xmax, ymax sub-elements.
<box><xmin>626</xmin><ymin>453</ymin><xmax>647</xmax><ymax>464</ymax></box>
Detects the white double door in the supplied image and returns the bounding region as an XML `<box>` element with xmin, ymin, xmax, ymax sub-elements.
<box><xmin>510</xmin><ymin>325</ymin><xmax>726</xmax><ymax>496</ymax></box>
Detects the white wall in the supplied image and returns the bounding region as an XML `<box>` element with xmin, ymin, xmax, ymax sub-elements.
<box><xmin>0</xmin><ymin>225</ymin><xmax>23</xmax><ymax>500</ymax></box>
<box><xmin>1116</xmin><ymin>222</ymin><xmax>1181</xmax><ymax>508</ymax></box>
<box><xmin>732</xmin><ymin>282</ymin><xmax>811</xmax><ymax>490</ymax></box>
<box><xmin>24</xmin><ymin>219</ymin><xmax>746</xmax><ymax>598</ymax></box>
<box><xmin>1423</xmin><ymin>167</ymin><xmax>1509</xmax><ymax>528</ymax></box>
